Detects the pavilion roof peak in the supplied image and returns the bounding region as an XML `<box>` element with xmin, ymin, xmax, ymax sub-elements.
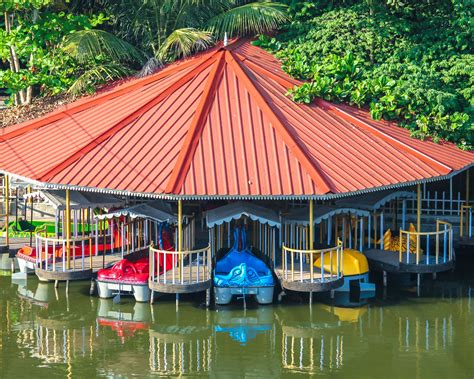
<box><xmin>0</xmin><ymin>40</ymin><xmax>472</xmax><ymax>199</ymax></box>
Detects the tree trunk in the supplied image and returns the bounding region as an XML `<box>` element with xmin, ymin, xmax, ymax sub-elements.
<box><xmin>25</xmin><ymin>9</ymin><xmax>39</xmax><ymax>105</ymax></box>
<box><xmin>4</xmin><ymin>11</ymin><xmax>27</xmax><ymax>105</ymax></box>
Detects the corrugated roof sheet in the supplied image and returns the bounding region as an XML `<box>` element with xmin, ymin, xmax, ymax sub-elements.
<box><xmin>0</xmin><ymin>40</ymin><xmax>472</xmax><ymax>199</ymax></box>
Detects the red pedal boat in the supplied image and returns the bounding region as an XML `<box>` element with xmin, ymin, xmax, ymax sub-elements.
<box><xmin>97</xmin><ymin>225</ymin><xmax>174</xmax><ymax>302</ymax></box>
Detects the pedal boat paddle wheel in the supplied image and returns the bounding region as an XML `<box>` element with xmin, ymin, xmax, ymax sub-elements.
<box><xmin>96</xmin><ymin>202</ymin><xmax>177</xmax><ymax>302</ymax></box>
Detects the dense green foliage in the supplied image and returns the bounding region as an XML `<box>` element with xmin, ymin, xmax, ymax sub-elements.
<box><xmin>0</xmin><ymin>2</ymin><xmax>145</xmax><ymax>104</ymax></box>
<box><xmin>255</xmin><ymin>1</ymin><xmax>473</xmax><ymax>149</ymax></box>
<box><xmin>1</xmin><ymin>0</ymin><xmax>472</xmax><ymax>149</ymax></box>
<box><xmin>72</xmin><ymin>1</ymin><xmax>288</xmax><ymax>61</ymax></box>
<box><xmin>1</xmin><ymin>1</ymin><xmax>287</xmax><ymax>106</ymax></box>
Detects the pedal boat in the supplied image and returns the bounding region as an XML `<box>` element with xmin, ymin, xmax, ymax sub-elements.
<box><xmin>97</xmin><ymin>226</ymin><xmax>174</xmax><ymax>302</ymax></box>
<box><xmin>214</xmin><ymin>227</ymin><xmax>274</xmax><ymax>305</ymax></box>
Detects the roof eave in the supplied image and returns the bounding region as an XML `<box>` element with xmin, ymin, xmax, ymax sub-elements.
<box><xmin>2</xmin><ymin>164</ymin><xmax>471</xmax><ymax>202</ymax></box>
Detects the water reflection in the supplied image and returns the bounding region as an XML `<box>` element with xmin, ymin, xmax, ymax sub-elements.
<box><xmin>1</xmin><ymin>268</ymin><xmax>474</xmax><ymax>378</ymax></box>
<box><xmin>214</xmin><ymin>307</ymin><xmax>273</xmax><ymax>345</ymax></box>
<box><xmin>149</xmin><ymin>305</ymin><xmax>213</xmax><ymax>376</ymax></box>
<box><xmin>97</xmin><ymin>300</ymin><xmax>150</xmax><ymax>341</ymax></box>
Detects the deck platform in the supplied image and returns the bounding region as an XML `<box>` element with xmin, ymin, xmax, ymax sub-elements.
<box><xmin>149</xmin><ymin>265</ymin><xmax>212</xmax><ymax>294</ymax></box>
<box><xmin>274</xmin><ymin>265</ymin><xmax>344</xmax><ymax>293</ymax></box>
<box><xmin>35</xmin><ymin>253</ymin><xmax>125</xmax><ymax>282</ymax></box>
<box><xmin>363</xmin><ymin>249</ymin><xmax>454</xmax><ymax>274</ymax></box>
<box><xmin>1</xmin><ymin>237</ymin><xmax>32</xmax><ymax>255</ymax></box>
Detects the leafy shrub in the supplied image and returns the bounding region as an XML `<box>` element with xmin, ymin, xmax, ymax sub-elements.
<box><xmin>254</xmin><ymin>3</ymin><xmax>473</xmax><ymax>149</ymax></box>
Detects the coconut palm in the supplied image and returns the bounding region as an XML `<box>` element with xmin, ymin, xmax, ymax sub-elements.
<box><xmin>93</xmin><ymin>0</ymin><xmax>288</xmax><ymax>61</ymax></box>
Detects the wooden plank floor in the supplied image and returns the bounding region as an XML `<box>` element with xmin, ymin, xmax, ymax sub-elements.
<box><xmin>0</xmin><ymin>236</ymin><xmax>32</xmax><ymax>253</ymax></box>
<box><xmin>363</xmin><ymin>249</ymin><xmax>454</xmax><ymax>273</ymax></box>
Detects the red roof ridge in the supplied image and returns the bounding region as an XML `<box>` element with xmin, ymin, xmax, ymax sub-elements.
<box><xmin>38</xmin><ymin>51</ymin><xmax>220</xmax><ymax>182</ymax></box>
<box><xmin>166</xmin><ymin>50</ymin><xmax>226</xmax><ymax>193</ymax></box>
<box><xmin>233</xmin><ymin>51</ymin><xmax>299</xmax><ymax>89</ymax></box>
<box><xmin>225</xmin><ymin>50</ymin><xmax>333</xmax><ymax>194</ymax></box>
<box><xmin>316</xmin><ymin>99</ymin><xmax>453</xmax><ymax>173</ymax></box>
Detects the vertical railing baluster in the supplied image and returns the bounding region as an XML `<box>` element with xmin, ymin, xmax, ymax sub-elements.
<box><xmin>469</xmin><ymin>209</ymin><xmax>472</xmax><ymax>238</ymax></box>
<box><xmin>368</xmin><ymin>216</ymin><xmax>371</xmax><ymax>249</ymax></box>
<box><xmin>426</xmin><ymin>235</ymin><xmax>430</xmax><ymax>264</ymax></box>
<box><xmin>62</xmin><ymin>241</ymin><xmax>66</xmax><ymax>272</ymax></box>
<box><xmin>443</xmin><ymin>225</ymin><xmax>447</xmax><ymax>263</ymax></box>
<box><xmin>299</xmin><ymin>251</ymin><xmax>303</xmax><ymax>283</ymax></box>
<box><xmin>291</xmin><ymin>250</ymin><xmax>294</xmax><ymax>282</ymax></box>
<box><xmin>45</xmin><ymin>240</ymin><xmax>48</xmax><ymax>271</ymax></box>
<box><xmin>321</xmin><ymin>250</ymin><xmax>325</xmax><ymax>282</ymax></box>
<box><xmin>330</xmin><ymin>249</ymin><xmax>333</xmax><ymax>280</ymax></box>
<box><xmin>53</xmin><ymin>241</ymin><xmax>56</xmax><ymax>272</ymax></box>
<box><xmin>380</xmin><ymin>213</ymin><xmax>384</xmax><ymax>250</ymax></box>
<box><xmin>406</xmin><ymin>233</ymin><xmax>410</xmax><ymax>264</ymax></box>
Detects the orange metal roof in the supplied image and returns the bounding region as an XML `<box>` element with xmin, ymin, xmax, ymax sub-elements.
<box><xmin>0</xmin><ymin>40</ymin><xmax>472</xmax><ymax>199</ymax></box>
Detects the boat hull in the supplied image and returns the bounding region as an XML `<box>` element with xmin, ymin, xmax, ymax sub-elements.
<box><xmin>214</xmin><ymin>285</ymin><xmax>274</xmax><ymax>305</ymax></box>
<box><xmin>17</xmin><ymin>256</ymin><xmax>35</xmax><ymax>274</ymax></box>
<box><xmin>97</xmin><ymin>280</ymin><xmax>151</xmax><ymax>302</ymax></box>
<box><xmin>335</xmin><ymin>272</ymin><xmax>375</xmax><ymax>292</ymax></box>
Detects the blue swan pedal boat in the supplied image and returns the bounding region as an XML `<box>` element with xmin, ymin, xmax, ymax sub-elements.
<box><xmin>213</xmin><ymin>227</ymin><xmax>275</xmax><ymax>305</ymax></box>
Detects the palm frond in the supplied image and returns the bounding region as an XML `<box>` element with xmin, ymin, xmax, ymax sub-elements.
<box><xmin>68</xmin><ymin>63</ymin><xmax>132</xmax><ymax>95</ymax></box>
<box><xmin>62</xmin><ymin>29</ymin><xmax>147</xmax><ymax>64</ymax></box>
<box><xmin>136</xmin><ymin>57</ymin><xmax>164</xmax><ymax>78</ymax></box>
<box><xmin>207</xmin><ymin>2</ymin><xmax>288</xmax><ymax>38</ymax></box>
<box><xmin>158</xmin><ymin>28</ymin><xmax>214</xmax><ymax>61</ymax></box>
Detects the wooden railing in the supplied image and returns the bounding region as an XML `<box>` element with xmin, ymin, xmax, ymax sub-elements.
<box><xmin>460</xmin><ymin>204</ymin><xmax>472</xmax><ymax>239</ymax></box>
<box><xmin>281</xmin><ymin>240</ymin><xmax>343</xmax><ymax>283</ymax></box>
<box><xmin>35</xmin><ymin>234</ymin><xmax>93</xmax><ymax>272</ymax></box>
<box><xmin>398</xmin><ymin>220</ymin><xmax>453</xmax><ymax>265</ymax></box>
<box><xmin>149</xmin><ymin>245</ymin><xmax>211</xmax><ymax>286</ymax></box>
<box><xmin>403</xmin><ymin>190</ymin><xmax>465</xmax><ymax>216</ymax></box>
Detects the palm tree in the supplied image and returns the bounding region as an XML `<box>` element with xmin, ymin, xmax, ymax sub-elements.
<box><xmin>91</xmin><ymin>0</ymin><xmax>288</xmax><ymax>62</ymax></box>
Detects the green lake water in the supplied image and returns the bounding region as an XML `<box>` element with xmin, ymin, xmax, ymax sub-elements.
<box><xmin>1</xmin><ymin>254</ymin><xmax>473</xmax><ymax>378</ymax></box>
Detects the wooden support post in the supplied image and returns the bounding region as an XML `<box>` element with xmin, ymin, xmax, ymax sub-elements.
<box><xmin>466</xmin><ymin>169</ymin><xmax>470</xmax><ymax>205</ymax></box>
<box><xmin>309</xmin><ymin>199</ymin><xmax>314</xmax><ymax>282</ymax></box>
<box><xmin>178</xmin><ymin>199</ymin><xmax>183</xmax><ymax>282</ymax></box>
<box><xmin>66</xmin><ymin>189</ymin><xmax>71</xmax><ymax>270</ymax></box>
<box><xmin>206</xmin><ymin>288</ymin><xmax>211</xmax><ymax>307</ymax></box>
<box><xmin>417</xmin><ymin>184</ymin><xmax>422</xmax><ymax>232</ymax></box>
<box><xmin>4</xmin><ymin>175</ymin><xmax>9</xmax><ymax>247</ymax></box>
<box><xmin>28</xmin><ymin>186</ymin><xmax>33</xmax><ymax>247</ymax></box>
<box><xmin>309</xmin><ymin>199</ymin><xmax>314</xmax><ymax>250</ymax></box>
